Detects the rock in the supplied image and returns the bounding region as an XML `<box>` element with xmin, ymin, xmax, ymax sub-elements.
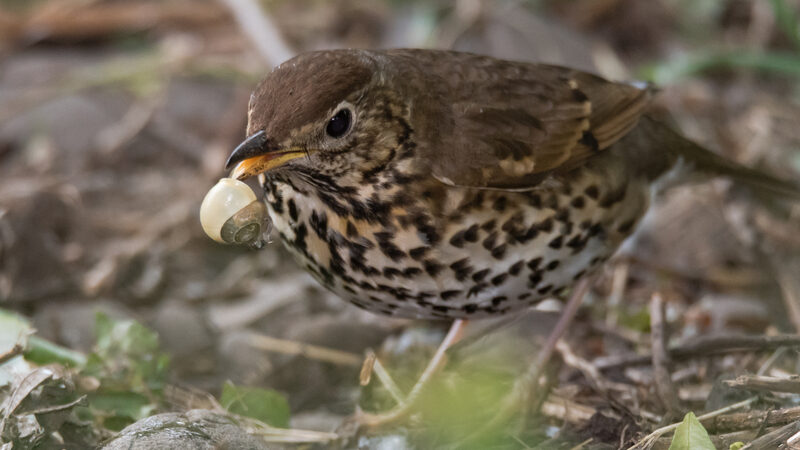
<box><xmin>101</xmin><ymin>410</ymin><xmax>282</xmax><ymax>450</ymax></box>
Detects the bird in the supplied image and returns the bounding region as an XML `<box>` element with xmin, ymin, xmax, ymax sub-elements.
<box><xmin>224</xmin><ymin>48</ymin><xmax>797</xmax><ymax>321</ymax></box>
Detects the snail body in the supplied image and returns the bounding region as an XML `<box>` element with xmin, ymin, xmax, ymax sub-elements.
<box><xmin>200</xmin><ymin>178</ymin><xmax>271</xmax><ymax>246</ymax></box>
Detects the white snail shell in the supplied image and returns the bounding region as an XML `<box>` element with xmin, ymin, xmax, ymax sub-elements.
<box><xmin>200</xmin><ymin>178</ymin><xmax>270</xmax><ymax>245</ymax></box>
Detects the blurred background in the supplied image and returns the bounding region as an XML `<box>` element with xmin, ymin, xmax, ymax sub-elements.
<box><xmin>2</xmin><ymin>0</ymin><xmax>800</xmax><ymax>448</ymax></box>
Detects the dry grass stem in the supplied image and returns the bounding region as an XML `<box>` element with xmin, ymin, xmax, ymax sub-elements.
<box><xmin>244</xmin><ymin>333</ymin><xmax>362</xmax><ymax>367</ymax></box>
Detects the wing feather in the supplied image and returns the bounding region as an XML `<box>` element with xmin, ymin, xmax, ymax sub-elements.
<box><xmin>394</xmin><ymin>50</ymin><xmax>651</xmax><ymax>190</ymax></box>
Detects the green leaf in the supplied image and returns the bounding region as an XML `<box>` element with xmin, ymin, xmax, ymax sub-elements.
<box><xmin>729</xmin><ymin>442</ymin><xmax>745</xmax><ymax>450</ymax></box>
<box><xmin>25</xmin><ymin>335</ymin><xmax>86</xmax><ymax>367</ymax></box>
<box><xmin>85</xmin><ymin>312</ymin><xmax>169</xmax><ymax>392</ymax></box>
<box><xmin>220</xmin><ymin>381</ymin><xmax>290</xmax><ymax>428</ymax></box>
<box><xmin>669</xmin><ymin>412</ymin><xmax>716</xmax><ymax>450</ymax></box>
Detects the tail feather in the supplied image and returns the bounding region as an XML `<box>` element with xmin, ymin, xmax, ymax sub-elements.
<box><xmin>638</xmin><ymin>116</ymin><xmax>800</xmax><ymax>200</ymax></box>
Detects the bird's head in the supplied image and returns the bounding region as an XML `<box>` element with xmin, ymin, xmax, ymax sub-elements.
<box><xmin>226</xmin><ymin>50</ymin><xmax>423</xmax><ymax>190</ymax></box>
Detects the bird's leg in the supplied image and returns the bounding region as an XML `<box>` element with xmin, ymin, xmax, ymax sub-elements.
<box><xmin>356</xmin><ymin>318</ymin><xmax>467</xmax><ymax>428</ymax></box>
<box><xmin>463</xmin><ymin>276</ymin><xmax>593</xmax><ymax>441</ymax></box>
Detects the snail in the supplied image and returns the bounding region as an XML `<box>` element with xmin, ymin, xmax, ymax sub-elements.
<box><xmin>200</xmin><ymin>178</ymin><xmax>272</xmax><ymax>247</ymax></box>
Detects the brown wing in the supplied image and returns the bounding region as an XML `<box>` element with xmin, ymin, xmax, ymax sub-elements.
<box><xmin>392</xmin><ymin>50</ymin><xmax>650</xmax><ymax>190</ymax></box>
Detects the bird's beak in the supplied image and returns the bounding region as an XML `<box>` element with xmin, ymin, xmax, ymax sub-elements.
<box><xmin>225</xmin><ymin>130</ymin><xmax>307</xmax><ymax>180</ymax></box>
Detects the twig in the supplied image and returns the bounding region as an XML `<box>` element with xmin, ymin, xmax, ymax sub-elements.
<box><xmin>650</xmin><ymin>293</ymin><xmax>681</xmax><ymax>419</ymax></box>
<box><xmin>539</xmin><ymin>394</ymin><xmax>597</xmax><ymax>425</ymax></box>
<box><xmin>757</xmin><ymin>347</ymin><xmax>788</xmax><ymax>375</ymax></box>
<box><xmin>218</xmin><ymin>0</ymin><xmax>294</xmax><ymax>67</ymax></box>
<box><xmin>741</xmin><ymin>420</ymin><xmax>800</xmax><ymax>450</ymax></box>
<box><xmin>5</xmin><ymin>1</ymin><xmax>228</xmax><ymax>43</ymax></box>
<box><xmin>359</xmin><ymin>350</ymin><xmax>406</xmax><ymax>405</ymax></box>
<box><xmin>568</xmin><ymin>438</ymin><xmax>593</xmax><ymax>450</ymax></box>
<box><xmin>0</xmin><ymin>343</ymin><xmax>23</xmax><ymax>365</ymax></box>
<box><xmin>233</xmin><ymin>413</ymin><xmax>338</xmax><ymax>443</ymax></box>
<box><xmin>595</xmin><ymin>334</ymin><xmax>800</xmax><ymax>370</ymax></box>
<box><xmin>244</xmin><ymin>333</ymin><xmax>362</xmax><ymax>366</ymax></box>
<box><xmin>629</xmin><ymin>397</ymin><xmax>758</xmax><ymax>449</ymax></box>
<box><xmin>25</xmin><ymin>395</ymin><xmax>86</xmax><ymax>415</ymax></box>
<box><xmin>605</xmin><ymin>260</ymin><xmax>629</xmax><ymax>327</ymax></box>
<box><xmin>556</xmin><ymin>340</ymin><xmax>628</xmax><ymax>395</ymax></box>
<box><xmin>706</xmin><ymin>405</ymin><xmax>800</xmax><ymax>433</ymax></box>
<box><xmin>723</xmin><ymin>375</ymin><xmax>800</xmax><ymax>394</ymax></box>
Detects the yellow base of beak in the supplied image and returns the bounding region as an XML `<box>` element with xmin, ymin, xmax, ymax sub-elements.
<box><xmin>231</xmin><ymin>151</ymin><xmax>306</xmax><ymax>180</ymax></box>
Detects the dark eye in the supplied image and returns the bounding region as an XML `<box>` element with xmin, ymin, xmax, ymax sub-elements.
<box><xmin>326</xmin><ymin>108</ymin><xmax>351</xmax><ymax>138</ymax></box>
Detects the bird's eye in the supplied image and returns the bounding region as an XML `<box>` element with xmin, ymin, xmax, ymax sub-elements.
<box><xmin>326</xmin><ymin>108</ymin><xmax>352</xmax><ymax>138</ymax></box>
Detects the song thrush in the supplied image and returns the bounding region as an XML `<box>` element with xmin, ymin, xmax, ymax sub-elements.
<box><xmin>225</xmin><ymin>49</ymin><xmax>797</xmax><ymax>320</ymax></box>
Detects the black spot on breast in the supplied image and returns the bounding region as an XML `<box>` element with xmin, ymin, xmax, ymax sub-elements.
<box><xmin>491</xmin><ymin>296</ymin><xmax>508</xmax><ymax>306</ymax></box>
<box><xmin>346</xmin><ymin>221</ymin><xmax>358</xmax><ymax>238</ymax></box>
<box><xmin>409</xmin><ymin>246</ymin><xmax>428</xmax><ymax>260</ymax></box>
<box><xmin>450</xmin><ymin>258</ymin><xmax>474</xmax><ymax>281</ymax></box>
<box><xmin>546</xmin><ymin>260</ymin><xmax>560</xmax><ymax>271</ymax></box>
<box><xmin>441</xmin><ymin>290</ymin><xmax>462</xmax><ymax>301</ymax></box>
<box><xmin>287</xmin><ymin>199</ymin><xmax>298</xmax><ymax>222</ymax></box>
<box><xmin>481</xmin><ymin>219</ymin><xmax>497</xmax><ymax>231</ymax></box>
<box><xmin>482</xmin><ymin>232</ymin><xmax>498</xmax><ymax>250</ymax></box>
<box><xmin>449</xmin><ymin>230</ymin><xmax>466</xmax><ymax>248</ymax></box>
<box><xmin>293</xmin><ymin>223</ymin><xmax>308</xmax><ymax>254</ymax></box>
<box><xmin>548</xmin><ymin>236</ymin><xmax>563</xmax><ymax>249</ymax></box>
<box><xmin>537</xmin><ymin>284</ymin><xmax>553</xmax><ymax>294</ymax></box>
<box><xmin>527</xmin><ymin>257</ymin><xmax>542</xmax><ymax>271</ymax></box>
<box><xmin>588</xmin><ymin>223</ymin><xmax>605</xmax><ymax>238</ymax></box>
<box><xmin>382</xmin><ymin>267</ymin><xmax>402</xmax><ymax>279</ymax></box>
<box><xmin>310</xmin><ymin>210</ymin><xmax>328</xmax><ymax>239</ymax></box>
<box><xmin>491</xmin><ymin>273</ymin><xmax>508</xmax><ymax>286</ymax></box>
<box><xmin>570</xmin><ymin>196</ymin><xmax>585</xmax><ymax>209</ymax></box>
<box><xmin>463</xmin><ymin>224</ymin><xmax>480</xmax><ymax>242</ymax></box>
<box><xmin>424</xmin><ymin>259</ymin><xmax>443</xmax><ymax>277</ymax></box>
<box><xmin>554</xmin><ymin>208</ymin><xmax>570</xmax><ymax>223</ymax></box>
<box><xmin>518</xmin><ymin>292</ymin><xmax>531</xmax><ymax>300</ymax></box>
<box><xmin>374</xmin><ymin>231</ymin><xmax>406</xmax><ymax>261</ymax></box>
<box><xmin>566</xmin><ymin>234</ymin><xmax>587</xmax><ymax>252</ymax></box>
<box><xmin>403</xmin><ymin>267</ymin><xmax>422</xmax><ymax>277</ymax></box>
<box><xmin>468</xmin><ymin>284</ymin><xmax>486</xmax><ymax>297</ymax></box>
<box><xmin>463</xmin><ymin>303</ymin><xmax>479</xmax><ymax>314</ymax></box>
<box><xmin>491</xmin><ymin>244</ymin><xmax>507</xmax><ymax>259</ymax></box>
<box><xmin>509</xmin><ymin>260</ymin><xmax>525</xmax><ymax>276</ymax></box>
<box><xmin>584</xmin><ymin>185</ymin><xmax>600</xmax><ymax>200</ymax></box>
<box><xmin>528</xmin><ymin>272</ymin><xmax>542</xmax><ymax>287</ymax></box>
<box><xmin>536</xmin><ymin>217</ymin><xmax>554</xmax><ymax>233</ymax></box>
<box><xmin>471</xmin><ymin>268</ymin><xmax>490</xmax><ymax>282</ymax></box>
